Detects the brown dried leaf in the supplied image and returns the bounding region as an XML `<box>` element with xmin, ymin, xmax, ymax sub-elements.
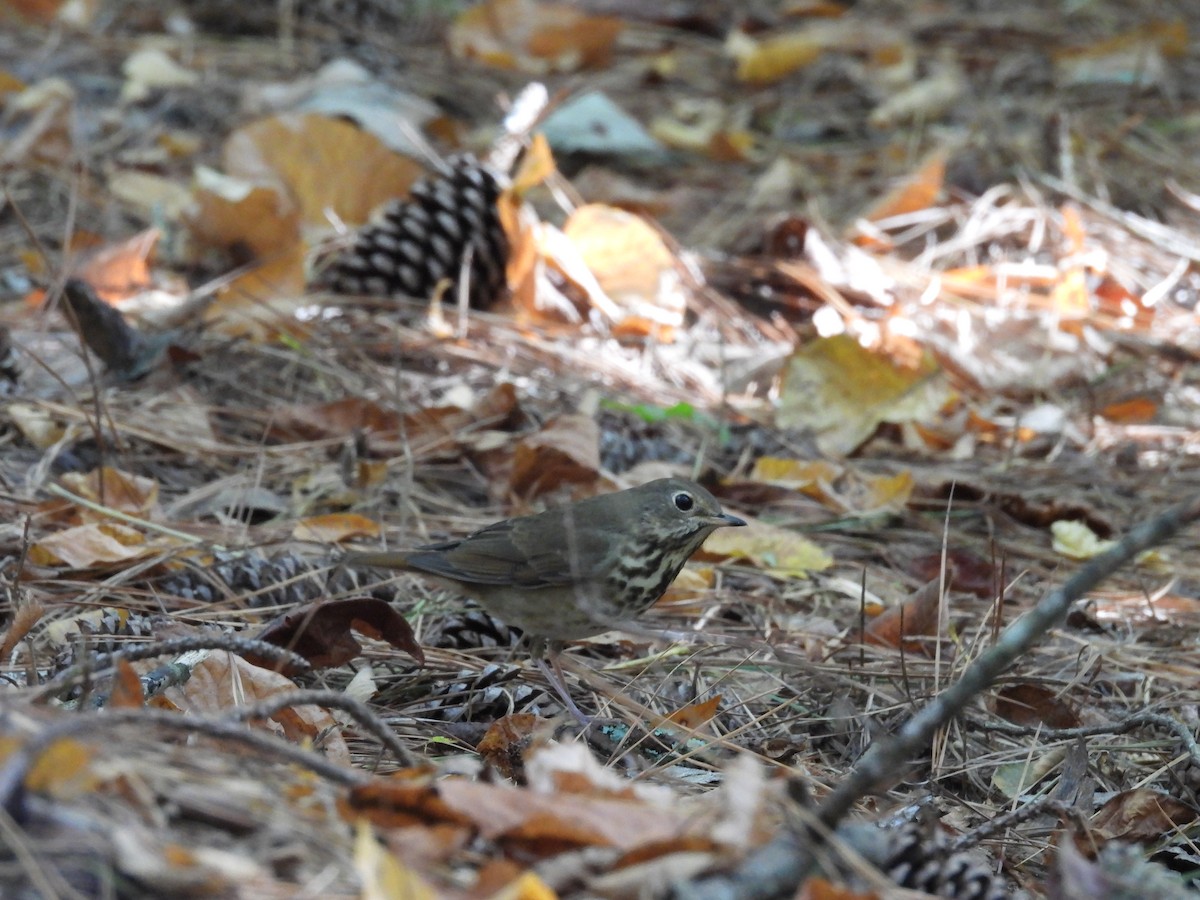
<box><xmin>508</xmin><ymin>414</ymin><xmax>601</xmax><ymax>498</ymax></box>
<box><xmin>991</xmin><ymin>684</ymin><xmax>1080</xmax><ymax>729</ymax></box>
<box><xmin>0</xmin><ymin>600</ymin><xmax>45</xmax><ymax>660</ymax></box>
<box><xmin>477</xmin><ymin>713</ymin><xmax>545</xmax><ymax>781</ymax></box>
<box><xmin>29</xmin><ymin>522</ymin><xmax>153</xmax><ymax>569</ymax></box>
<box><xmin>439</xmin><ymin>777</ymin><xmax>706</xmax><ymax>851</ymax></box>
<box><xmin>60</xmin><ymin>466</ymin><xmax>159</xmax><ymax>519</ymax></box>
<box><xmin>862</xmin><ymin>577</ymin><xmax>944</xmax><ymax>654</ymax></box>
<box><xmin>1091</xmin><ymin>788</ymin><xmax>1198</xmax><ymax>844</ymax></box>
<box><xmin>251</xmin><ymin>597</ymin><xmax>425</xmax><ymax>673</ymax></box>
<box><xmin>165</xmin><ymin>653</ymin><xmax>351</xmax><ymax>764</ymax></box>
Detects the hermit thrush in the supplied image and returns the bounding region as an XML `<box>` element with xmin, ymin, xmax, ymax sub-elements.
<box><xmin>346</xmin><ymin>478</ymin><xmax>745</xmax><ymax>710</ymax></box>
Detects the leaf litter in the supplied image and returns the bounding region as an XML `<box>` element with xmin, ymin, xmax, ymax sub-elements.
<box><xmin>2</xmin><ymin>0</ymin><xmax>1200</xmax><ymax>897</ymax></box>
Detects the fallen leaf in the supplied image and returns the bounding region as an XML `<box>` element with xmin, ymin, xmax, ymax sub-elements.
<box><xmin>450</xmin><ymin>0</ymin><xmax>623</xmax><ymax>73</ymax></box>
<box><xmin>165</xmin><ymin>653</ymin><xmax>351</xmax><ymax>764</ymax></box>
<box><xmin>857</xmin><ymin>149</ymin><xmax>947</xmax><ymax>227</ymax></box>
<box><xmin>1100</xmin><ymin>397</ymin><xmax>1157</xmax><ymax>424</ymax></box>
<box><xmin>25</xmin><ymin>738</ymin><xmax>99</xmax><ymax>798</ymax></box>
<box><xmin>991</xmin><ymin>746</ymin><xmax>1068</xmax><ymax>799</ymax></box>
<box><xmin>991</xmin><ymin>683</ymin><xmax>1080</xmax><ymax>729</ymax></box>
<box><xmin>778</xmin><ymin>334</ymin><xmax>950</xmax><ymax>456</ymax></box>
<box><xmin>701</xmin><ymin>518</ymin><xmax>832</xmax><ymax>578</ymax></box>
<box><xmin>1091</xmin><ymin>788</ymin><xmax>1197</xmax><ymax>843</ymax></box>
<box><xmin>60</xmin><ymin>466</ymin><xmax>159</xmax><ymax>518</ymax></box>
<box><xmin>478</xmin><ymin>714</ymin><xmax>545</xmax><ymax>781</ymax></box>
<box><xmin>29</xmin><ymin>522</ymin><xmax>154</xmax><ymax>568</ymax></box>
<box><xmin>509</xmin><ymin>414</ymin><xmax>601</xmax><ymax>497</ymax></box>
<box><xmin>663</xmin><ymin>695</ymin><xmax>722</xmax><ymax>730</ymax></box>
<box><xmin>223</xmin><ymin>112</ymin><xmax>423</xmax><ymax>230</ymax></box>
<box><xmin>862</xmin><ymin>577</ymin><xmax>943</xmax><ymax>654</ymax></box>
<box><xmin>733</xmin><ymin>30</ymin><xmax>824</xmax><ymax>84</ymax></box>
<box><xmin>292</xmin><ymin>513</ymin><xmax>381</xmax><ymax>544</ymax></box>
<box><xmin>563</xmin><ymin>204</ymin><xmax>686</xmax><ymax>341</ymax></box>
<box><xmin>354</xmin><ymin>819</ymin><xmax>441</xmax><ymax>900</ymax></box>
<box><xmin>108</xmin><ymin>657</ymin><xmax>146</xmax><ymax>709</ymax></box>
<box><xmin>69</xmin><ymin>228</ymin><xmax>159</xmax><ymax>303</ymax></box>
<box><xmin>251</xmin><ymin>597</ymin><xmax>425</xmax><ymax>673</ymax></box>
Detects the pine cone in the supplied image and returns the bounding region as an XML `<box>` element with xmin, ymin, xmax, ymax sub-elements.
<box><xmin>877</xmin><ymin>820</ymin><xmax>1009</xmax><ymax>900</ymax></box>
<box><xmin>318</xmin><ymin>153</ymin><xmax>509</xmax><ymax>309</ymax></box>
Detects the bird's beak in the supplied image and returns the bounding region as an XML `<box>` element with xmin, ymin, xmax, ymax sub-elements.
<box><xmin>713</xmin><ymin>513</ymin><xmax>746</xmax><ymax>527</ymax></box>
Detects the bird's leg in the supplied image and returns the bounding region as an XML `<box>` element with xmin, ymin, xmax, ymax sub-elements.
<box><xmin>531</xmin><ymin>639</ymin><xmax>592</xmax><ymax>725</ymax></box>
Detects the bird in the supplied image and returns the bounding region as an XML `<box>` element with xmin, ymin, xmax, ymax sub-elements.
<box><xmin>346</xmin><ymin>477</ymin><xmax>746</xmax><ymax>717</ymax></box>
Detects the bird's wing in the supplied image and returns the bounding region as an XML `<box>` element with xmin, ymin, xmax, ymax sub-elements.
<box><xmin>405</xmin><ymin>512</ymin><xmax>609</xmax><ymax>588</ymax></box>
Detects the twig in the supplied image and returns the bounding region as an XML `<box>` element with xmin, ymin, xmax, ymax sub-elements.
<box><xmin>35</xmin><ymin>634</ymin><xmax>311</xmax><ymax>703</ymax></box>
<box><xmin>978</xmin><ymin>711</ymin><xmax>1200</xmax><ymax>769</ymax></box>
<box><xmin>228</xmin><ymin>689</ymin><xmax>421</xmax><ymax>768</ymax></box>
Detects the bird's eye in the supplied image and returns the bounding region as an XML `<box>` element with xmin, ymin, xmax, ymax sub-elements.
<box><xmin>673</xmin><ymin>492</ymin><xmax>694</xmax><ymax>511</ymax></box>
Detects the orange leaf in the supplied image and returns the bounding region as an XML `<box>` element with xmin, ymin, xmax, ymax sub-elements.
<box><xmin>292</xmin><ymin>513</ymin><xmax>381</xmax><ymax>543</ymax></box>
<box><xmin>59</xmin><ymin>466</ymin><xmax>159</xmax><ymax>518</ymax></box>
<box><xmin>26</xmin><ymin>739</ymin><xmax>99</xmax><ymax>798</ymax></box>
<box><xmin>862</xmin><ymin>578</ymin><xmax>943</xmax><ymax>654</ymax></box>
<box><xmin>1100</xmin><ymin>397</ymin><xmax>1157</xmax><ymax>424</ymax></box>
<box><xmin>858</xmin><ymin>149</ymin><xmax>947</xmax><ymax>225</ymax></box>
<box><xmin>450</xmin><ymin>0</ymin><xmax>623</xmax><ymax>73</ymax></box>
<box><xmin>71</xmin><ymin>228</ymin><xmax>159</xmax><ymax>303</ymax></box>
<box><xmin>478</xmin><ymin>714</ymin><xmax>545</xmax><ymax>780</ymax></box>
<box><xmin>663</xmin><ymin>695</ymin><xmax>721</xmax><ymax>729</ymax></box>
<box><xmin>109</xmin><ymin>658</ymin><xmax>146</xmax><ymax>709</ymax></box>
<box><xmin>223</xmin><ymin>113</ymin><xmax>423</xmax><ymax>228</ymax></box>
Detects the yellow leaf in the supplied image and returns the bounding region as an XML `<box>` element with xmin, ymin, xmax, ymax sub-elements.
<box><xmin>486</xmin><ymin>871</ymin><xmax>558</xmax><ymax>900</ymax></box>
<box><xmin>354</xmin><ymin>819</ymin><xmax>440</xmax><ymax>900</ymax></box>
<box><xmin>703</xmin><ymin>519</ymin><xmax>832</xmax><ymax>578</ymax></box>
<box><xmin>26</xmin><ymin>738</ymin><xmax>98</xmax><ymax>798</ymax></box>
<box><xmin>778</xmin><ymin>334</ymin><xmax>950</xmax><ymax>456</ymax></box>
<box><xmin>1051</xmin><ymin>520</ymin><xmax>1113</xmax><ymax>559</ymax></box>
<box><xmin>735</xmin><ymin>31</ymin><xmax>823</xmax><ymax>84</ymax></box>
<box><xmin>749</xmin><ymin>457</ymin><xmax>840</xmax><ymax>499</ymax></box>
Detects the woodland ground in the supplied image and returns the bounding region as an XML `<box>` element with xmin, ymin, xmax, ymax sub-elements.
<box><xmin>2</xmin><ymin>1</ymin><xmax>1200</xmax><ymax>897</ymax></box>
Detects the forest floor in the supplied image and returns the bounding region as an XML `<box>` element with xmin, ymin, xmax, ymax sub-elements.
<box><xmin>3</xmin><ymin>0</ymin><xmax>1200</xmax><ymax>897</ymax></box>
